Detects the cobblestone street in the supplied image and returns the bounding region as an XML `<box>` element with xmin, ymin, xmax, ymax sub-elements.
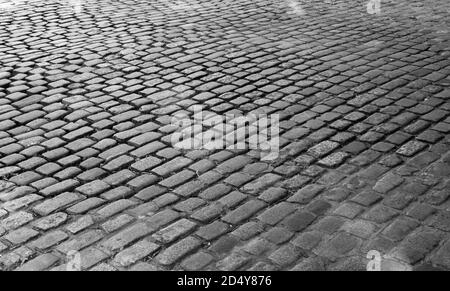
<box><xmin>1</xmin><ymin>0</ymin><xmax>450</xmax><ymax>271</ymax></box>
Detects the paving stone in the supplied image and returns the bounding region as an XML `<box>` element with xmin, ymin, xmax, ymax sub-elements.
<box><xmin>127</xmin><ymin>174</ymin><xmax>159</xmax><ymax>190</ymax></box>
<box><xmin>268</xmin><ymin>244</ymin><xmax>300</xmax><ymax>267</ymax></box>
<box><xmin>90</xmin><ymin>263</ymin><xmax>118</xmax><ymax>271</ymax></box>
<box><xmin>156</xmin><ymin>236</ymin><xmax>202</xmax><ymax>266</ymax></box>
<box><xmin>318</xmin><ymin>152</ymin><xmax>349</xmax><ymax>168</ymax></box>
<box><xmin>317</xmin><ymin>233</ymin><xmax>361</xmax><ymax>259</ymax></box>
<box><xmin>209</xmin><ymin>235</ymin><xmax>241</xmax><ymax>255</ymax></box>
<box><xmin>1</xmin><ymin>0</ymin><xmax>450</xmax><ymax>271</ymax></box>
<box><xmin>291</xmin><ymin>231</ymin><xmax>324</xmax><ymax>251</ymax></box>
<box><xmin>257</xmin><ymin>202</ymin><xmax>296</xmax><ymax>226</ymax></box>
<box><xmin>152</xmin><ymin>219</ymin><xmax>197</xmax><ymax>243</ymax></box>
<box><xmin>103</xmin><ymin>170</ymin><xmax>136</xmax><ymax>186</ymax></box>
<box><xmin>428</xmin><ymin>162</ymin><xmax>450</xmax><ymax>178</ymax></box>
<box><xmin>231</xmin><ymin>221</ymin><xmax>265</xmax><ymax>241</ymax></box>
<box><xmin>291</xmin><ymin>256</ymin><xmax>327</xmax><ymax>271</ymax></box>
<box><xmin>134</xmin><ymin>185</ymin><xmax>166</xmax><ymax>201</ymax></box>
<box><xmin>333</xmin><ymin>203</ymin><xmax>363</xmax><ymax>219</ymax></box>
<box><xmin>391</xmin><ymin>229</ymin><xmax>442</xmax><ymax>265</ymax></box>
<box><xmin>40</xmin><ymin>179</ymin><xmax>80</xmax><ymax>197</ymax></box>
<box><xmin>66</xmin><ymin>215</ymin><xmax>95</xmax><ymax>234</ymax></box>
<box><xmin>241</xmin><ymin>173</ymin><xmax>282</xmax><ymax>194</ymax></box>
<box><xmin>431</xmin><ymin>239</ymin><xmax>450</xmax><ymax>269</ymax></box>
<box><xmin>16</xmin><ymin>253</ymin><xmax>59</xmax><ymax>271</ymax></box>
<box><xmin>4</xmin><ymin>227</ymin><xmax>39</xmax><ymax>246</ymax></box>
<box><xmin>29</xmin><ymin>230</ymin><xmax>69</xmax><ymax>250</ymax></box>
<box><xmin>196</xmin><ymin>221</ymin><xmax>230</xmax><ymax>241</ymax></box>
<box><xmin>181</xmin><ymin>252</ymin><xmax>214</xmax><ymax>271</ymax></box>
<box><xmin>191</xmin><ymin>203</ymin><xmax>224</xmax><ymax>223</ymax></box>
<box><xmin>430</xmin><ymin>210</ymin><xmax>450</xmax><ymax>232</ymax></box>
<box><xmin>33</xmin><ymin>192</ymin><xmax>83</xmax><ymax>216</ymax></box>
<box><xmin>313</xmin><ymin>216</ymin><xmax>346</xmax><ymax>235</ymax></box>
<box><xmin>282</xmin><ymin>211</ymin><xmax>316</xmax><ymax>232</ymax></box>
<box><xmin>152</xmin><ymin>157</ymin><xmax>192</xmax><ymax>176</ymax></box>
<box><xmin>95</xmin><ymin>199</ymin><xmax>137</xmax><ymax>220</ymax></box>
<box><xmin>113</xmin><ymin>239</ymin><xmax>160</xmax><ymax>267</ymax></box>
<box><xmin>0</xmin><ymin>186</ymin><xmax>34</xmax><ymax>202</ymax></box>
<box><xmin>199</xmin><ymin>184</ymin><xmax>231</xmax><ymax>200</ymax></box>
<box><xmin>400</xmin><ymin>180</ymin><xmax>430</xmax><ymax>196</ymax></box>
<box><xmin>218</xmin><ymin>191</ymin><xmax>247</xmax><ymax>208</ymax></box>
<box><xmin>128</xmin><ymin>262</ymin><xmax>159</xmax><ymax>271</ymax></box>
<box><xmin>125</xmin><ymin>199</ymin><xmax>156</xmax><ymax>216</ymax></box>
<box><xmin>78</xmin><ymin>247</ymin><xmax>109</xmax><ymax>270</ymax></box>
<box><xmin>57</xmin><ymin>230</ymin><xmax>104</xmax><ymax>254</ymax></box>
<box><xmin>397</xmin><ymin>140</ymin><xmax>428</xmax><ymax>156</ymax></box>
<box><xmin>406</xmin><ymin>203</ymin><xmax>436</xmax><ymax>221</ymax></box>
<box><xmin>100</xmin><ymin>186</ymin><xmax>133</xmax><ymax>201</ymax></box>
<box><xmin>0</xmin><ymin>246</ymin><xmax>34</xmax><ymax>270</ymax></box>
<box><xmin>341</xmin><ymin>220</ymin><xmax>377</xmax><ymax>239</ymax></box>
<box><xmin>216</xmin><ymin>252</ymin><xmax>250</xmax><ymax>271</ymax></box>
<box><xmin>288</xmin><ymin>184</ymin><xmax>325</xmax><ymax>204</ymax></box>
<box><xmin>323</xmin><ymin>187</ymin><xmax>352</xmax><ymax>202</ymax></box>
<box><xmin>383</xmin><ymin>192</ymin><xmax>416</xmax><ymax>210</ymax></box>
<box><xmin>358</xmin><ymin>164</ymin><xmax>390</xmax><ymax>180</ymax></box>
<box><xmin>316</xmin><ymin>171</ymin><xmax>345</xmax><ymax>186</ymax></box>
<box><xmin>1</xmin><ymin>211</ymin><xmax>34</xmax><ymax>230</ymax></box>
<box><xmin>258</xmin><ymin>187</ymin><xmax>288</xmax><ymax>203</ymax></box>
<box><xmin>153</xmin><ymin>193</ymin><xmax>179</xmax><ymax>207</ymax></box>
<box><xmin>363</xmin><ymin>205</ymin><xmax>399</xmax><ymax>224</ymax></box>
<box><xmin>130</xmin><ymin>156</ymin><xmax>162</xmax><ymax>172</ymax></box>
<box><xmin>373</xmin><ymin>173</ymin><xmax>404</xmax><ymax>194</ymax></box>
<box><xmin>351</xmin><ymin>190</ymin><xmax>383</xmax><ymax>206</ymax></box>
<box><xmin>329</xmin><ymin>255</ymin><xmax>367</xmax><ymax>271</ymax></box>
<box><xmin>99</xmin><ymin>144</ymin><xmax>133</xmax><ymax>161</ymax></box>
<box><xmin>172</xmin><ymin>180</ymin><xmax>205</xmax><ymax>198</ymax></box>
<box><xmin>76</xmin><ymin>180</ymin><xmax>110</xmax><ymax>197</ymax></box>
<box><xmin>101</xmin><ymin>214</ymin><xmax>135</xmax><ymax>233</ymax></box>
<box><xmin>263</xmin><ymin>227</ymin><xmax>294</xmax><ymax>245</ymax></box>
<box><xmin>222</xmin><ymin>200</ymin><xmax>266</xmax><ymax>225</ymax></box>
<box><xmin>307</xmin><ymin>200</ymin><xmax>332</xmax><ymax>216</ymax></box>
<box><xmin>307</xmin><ymin>141</ymin><xmax>340</xmax><ymax>158</ymax></box>
<box><xmin>145</xmin><ymin>209</ymin><xmax>180</xmax><ymax>230</ymax></box>
<box><xmin>159</xmin><ymin>170</ymin><xmax>196</xmax><ymax>188</ymax></box>
<box><xmin>67</xmin><ymin>198</ymin><xmax>105</xmax><ymax>214</ymax></box>
<box><xmin>241</xmin><ymin>237</ymin><xmax>274</xmax><ymax>256</ymax></box>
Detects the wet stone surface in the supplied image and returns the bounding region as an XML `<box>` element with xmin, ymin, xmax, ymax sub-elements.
<box><xmin>0</xmin><ymin>0</ymin><xmax>450</xmax><ymax>271</ymax></box>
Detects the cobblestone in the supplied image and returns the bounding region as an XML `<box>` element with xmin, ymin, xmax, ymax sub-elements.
<box><xmin>32</xmin><ymin>192</ymin><xmax>83</xmax><ymax>216</ymax></box>
<box><xmin>216</xmin><ymin>252</ymin><xmax>250</xmax><ymax>271</ymax></box>
<box><xmin>152</xmin><ymin>219</ymin><xmax>197</xmax><ymax>243</ymax></box>
<box><xmin>28</xmin><ymin>230</ymin><xmax>69</xmax><ymax>250</ymax></box>
<box><xmin>57</xmin><ymin>230</ymin><xmax>104</xmax><ymax>254</ymax></box>
<box><xmin>222</xmin><ymin>200</ymin><xmax>266</xmax><ymax>225</ymax></box>
<box><xmin>1</xmin><ymin>211</ymin><xmax>34</xmax><ymax>230</ymax></box>
<box><xmin>1</xmin><ymin>0</ymin><xmax>450</xmax><ymax>271</ymax></box>
<box><xmin>66</xmin><ymin>215</ymin><xmax>94</xmax><ymax>234</ymax></box>
<box><xmin>181</xmin><ymin>252</ymin><xmax>214</xmax><ymax>271</ymax></box>
<box><xmin>432</xmin><ymin>239</ymin><xmax>450</xmax><ymax>269</ymax></box>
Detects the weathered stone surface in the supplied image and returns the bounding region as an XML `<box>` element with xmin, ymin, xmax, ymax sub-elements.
<box><xmin>2</xmin><ymin>0</ymin><xmax>450</xmax><ymax>272</ymax></box>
